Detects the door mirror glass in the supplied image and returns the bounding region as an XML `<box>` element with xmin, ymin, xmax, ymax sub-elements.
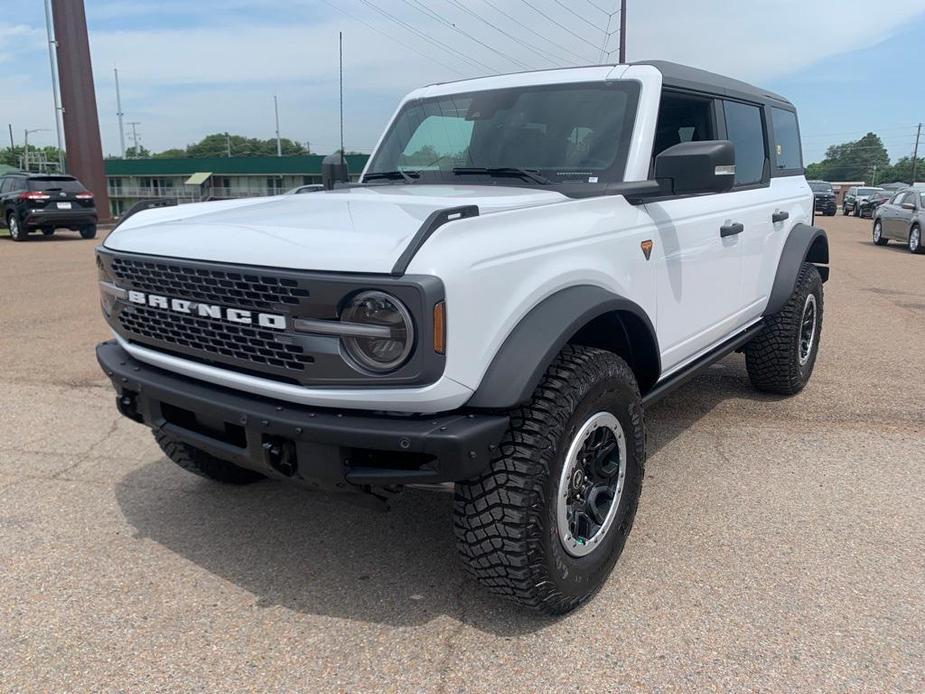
<box><xmin>654</xmin><ymin>140</ymin><xmax>736</xmax><ymax>196</ymax></box>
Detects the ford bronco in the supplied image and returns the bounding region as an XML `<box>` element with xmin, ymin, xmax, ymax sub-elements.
<box><xmin>96</xmin><ymin>61</ymin><xmax>829</xmax><ymax>614</ymax></box>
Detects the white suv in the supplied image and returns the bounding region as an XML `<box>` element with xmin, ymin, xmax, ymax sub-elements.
<box><xmin>96</xmin><ymin>61</ymin><xmax>829</xmax><ymax>614</ymax></box>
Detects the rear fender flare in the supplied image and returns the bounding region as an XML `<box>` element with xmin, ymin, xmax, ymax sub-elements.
<box><xmin>766</xmin><ymin>223</ymin><xmax>829</xmax><ymax>316</ymax></box>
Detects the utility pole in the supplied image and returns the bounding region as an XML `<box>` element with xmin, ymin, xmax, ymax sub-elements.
<box><xmin>114</xmin><ymin>66</ymin><xmax>126</xmax><ymax>158</ymax></box>
<box><xmin>226</xmin><ymin>133</ymin><xmax>232</xmax><ymax>157</ymax></box>
<box><xmin>8</xmin><ymin>124</ymin><xmax>14</xmax><ymax>152</ymax></box>
<box><xmin>619</xmin><ymin>0</ymin><xmax>626</xmax><ymax>63</ymax></box>
<box><xmin>43</xmin><ymin>0</ymin><xmax>66</xmax><ymax>172</ymax></box>
<box><xmin>128</xmin><ymin>121</ymin><xmax>140</xmax><ymax>157</ymax></box>
<box><xmin>913</xmin><ymin>122</ymin><xmax>922</xmax><ymax>183</ymax></box>
<box><xmin>871</xmin><ymin>164</ymin><xmax>878</xmax><ymax>186</ymax></box>
<box><xmin>339</xmin><ymin>31</ymin><xmax>344</xmax><ymax>161</ymax></box>
<box><xmin>274</xmin><ymin>95</ymin><xmax>282</xmax><ymax>157</ymax></box>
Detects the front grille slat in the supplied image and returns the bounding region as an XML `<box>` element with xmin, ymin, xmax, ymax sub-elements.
<box><xmin>119</xmin><ymin>306</ymin><xmax>314</xmax><ymax>374</ymax></box>
<box><xmin>111</xmin><ymin>257</ymin><xmax>308</xmax><ymax>310</ymax></box>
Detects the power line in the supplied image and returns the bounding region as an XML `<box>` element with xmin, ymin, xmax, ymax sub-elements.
<box><xmin>441</xmin><ymin>0</ymin><xmax>569</xmax><ymax>68</ymax></box>
<box><xmin>518</xmin><ymin>0</ymin><xmax>604</xmax><ymax>52</ymax></box>
<box><xmin>477</xmin><ymin>0</ymin><xmax>596</xmax><ymax>64</ymax></box>
<box><xmin>318</xmin><ymin>0</ymin><xmax>469</xmax><ymax>77</ymax></box>
<box><xmin>552</xmin><ymin>0</ymin><xmax>605</xmax><ymax>34</ymax></box>
<box><xmin>401</xmin><ymin>0</ymin><xmax>535</xmax><ymax>71</ymax></box>
<box><xmin>356</xmin><ymin>0</ymin><xmax>498</xmax><ymax>74</ymax></box>
<box><xmin>582</xmin><ymin>0</ymin><xmax>612</xmax><ymax>15</ymax></box>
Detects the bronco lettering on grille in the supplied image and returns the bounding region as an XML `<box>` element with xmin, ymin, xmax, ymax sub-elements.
<box><xmin>126</xmin><ymin>290</ymin><xmax>287</xmax><ymax>330</ymax></box>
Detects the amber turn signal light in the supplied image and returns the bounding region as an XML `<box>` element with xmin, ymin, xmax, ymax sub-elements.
<box><xmin>433</xmin><ymin>301</ymin><xmax>446</xmax><ymax>354</ymax></box>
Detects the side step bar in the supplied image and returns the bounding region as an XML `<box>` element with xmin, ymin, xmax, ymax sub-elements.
<box><xmin>641</xmin><ymin>320</ymin><xmax>765</xmax><ymax>407</ymax></box>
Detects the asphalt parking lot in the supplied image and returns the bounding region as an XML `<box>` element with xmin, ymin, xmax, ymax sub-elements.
<box><xmin>1</xmin><ymin>213</ymin><xmax>923</xmax><ymax>691</ymax></box>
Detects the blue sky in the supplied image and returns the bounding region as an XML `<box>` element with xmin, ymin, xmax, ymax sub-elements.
<box><xmin>1</xmin><ymin>0</ymin><xmax>923</xmax><ymax>162</ymax></box>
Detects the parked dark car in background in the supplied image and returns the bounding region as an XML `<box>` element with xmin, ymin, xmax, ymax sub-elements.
<box><xmin>872</xmin><ymin>189</ymin><xmax>925</xmax><ymax>254</ymax></box>
<box><xmin>0</xmin><ymin>172</ymin><xmax>98</xmax><ymax>241</ymax></box>
<box><xmin>809</xmin><ymin>180</ymin><xmax>837</xmax><ymax>216</ymax></box>
<box><xmin>859</xmin><ymin>189</ymin><xmax>892</xmax><ymax>218</ymax></box>
<box><xmin>843</xmin><ymin>186</ymin><xmax>884</xmax><ymax>217</ymax></box>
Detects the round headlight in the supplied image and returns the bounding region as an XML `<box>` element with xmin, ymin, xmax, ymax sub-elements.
<box><xmin>340</xmin><ymin>291</ymin><xmax>414</xmax><ymax>372</ymax></box>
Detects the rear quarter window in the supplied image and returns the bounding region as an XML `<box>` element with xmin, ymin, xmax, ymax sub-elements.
<box><xmin>770</xmin><ymin>107</ymin><xmax>802</xmax><ymax>172</ymax></box>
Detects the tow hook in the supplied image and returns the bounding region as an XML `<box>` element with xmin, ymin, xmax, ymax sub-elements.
<box><xmin>262</xmin><ymin>436</ymin><xmax>298</xmax><ymax>477</ymax></box>
<box><xmin>116</xmin><ymin>391</ymin><xmax>143</xmax><ymax>423</ymax></box>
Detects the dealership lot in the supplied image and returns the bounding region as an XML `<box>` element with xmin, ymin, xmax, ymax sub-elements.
<box><xmin>0</xmin><ymin>214</ymin><xmax>922</xmax><ymax>691</ymax></box>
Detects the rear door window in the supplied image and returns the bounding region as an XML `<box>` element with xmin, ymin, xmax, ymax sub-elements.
<box><xmin>770</xmin><ymin>107</ymin><xmax>802</xmax><ymax>171</ymax></box>
<box><xmin>722</xmin><ymin>100</ymin><xmax>767</xmax><ymax>186</ymax></box>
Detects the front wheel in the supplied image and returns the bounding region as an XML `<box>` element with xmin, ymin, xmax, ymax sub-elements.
<box><xmin>454</xmin><ymin>345</ymin><xmax>644</xmax><ymax>615</ymax></box>
<box><xmin>873</xmin><ymin>220</ymin><xmax>888</xmax><ymax>246</ymax></box>
<box><xmin>745</xmin><ymin>263</ymin><xmax>823</xmax><ymax>395</ymax></box>
<box><xmin>910</xmin><ymin>225</ymin><xmax>923</xmax><ymax>254</ymax></box>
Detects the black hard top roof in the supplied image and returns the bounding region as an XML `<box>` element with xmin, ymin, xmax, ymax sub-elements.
<box><xmin>634</xmin><ymin>60</ymin><xmax>794</xmax><ymax>109</ymax></box>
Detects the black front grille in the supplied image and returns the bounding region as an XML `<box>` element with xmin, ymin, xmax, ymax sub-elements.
<box><xmin>119</xmin><ymin>305</ymin><xmax>313</xmax><ymax>374</ymax></box>
<box><xmin>111</xmin><ymin>256</ymin><xmax>310</xmax><ymax>311</ymax></box>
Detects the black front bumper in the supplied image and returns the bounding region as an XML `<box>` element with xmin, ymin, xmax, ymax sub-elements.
<box><xmin>97</xmin><ymin>341</ymin><xmax>508</xmax><ymax>489</ymax></box>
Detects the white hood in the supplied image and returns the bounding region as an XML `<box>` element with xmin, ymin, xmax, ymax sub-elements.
<box><xmin>104</xmin><ymin>185</ymin><xmax>568</xmax><ymax>273</ymax></box>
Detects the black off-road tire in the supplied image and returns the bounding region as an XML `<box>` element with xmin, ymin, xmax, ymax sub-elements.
<box><xmin>79</xmin><ymin>224</ymin><xmax>97</xmax><ymax>239</ymax></box>
<box><xmin>154</xmin><ymin>430</ymin><xmax>265</xmax><ymax>484</ymax></box>
<box><xmin>454</xmin><ymin>345</ymin><xmax>644</xmax><ymax>615</ymax></box>
<box><xmin>745</xmin><ymin>263</ymin><xmax>823</xmax><ymax>395</ymax></box>
<box><xmin>42</xmin><ymin>227</ymin><xmax>55</xmax><ymax>236</ymax></box>
<box><xmin>873</xmin><ymin>219</ymin><xmax>888</xmax><ymax>246</ymax></box>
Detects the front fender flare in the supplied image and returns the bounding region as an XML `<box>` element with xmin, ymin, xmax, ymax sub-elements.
<box><xmin>466</xmin><ymin>285</ymin><xmax>659</xmax><ymax>409</ymax></box>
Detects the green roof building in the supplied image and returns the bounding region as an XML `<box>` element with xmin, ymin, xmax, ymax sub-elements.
<box><xmin>103</xmin><ymin>154</ymin><xmax>370</xmax><ymax>217</ymax></box>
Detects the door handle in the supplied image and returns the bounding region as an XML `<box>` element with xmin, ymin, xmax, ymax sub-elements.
<box><xmin>720</xmin><ymin>222</ymin><xmax>744</xmax><ymax>238</ymax></box>
<box><xmin>772</xmin><ymin>210</ymin><xmax>789</xmax><ymax>223</ymax></box>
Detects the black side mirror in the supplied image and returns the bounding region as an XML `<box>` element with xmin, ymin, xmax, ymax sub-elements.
<box><xmin>654</xmin><ymin>140</ymin><xmax>736</xmax><ymax>196</ymax></box>
<box><xmin>322</xmin><ymin>153</ymin><xmax>349</xmax><ymax>190</ymax></box>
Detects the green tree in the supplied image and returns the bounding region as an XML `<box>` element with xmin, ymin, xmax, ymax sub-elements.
<box><xmin>183</xmin><ymin>132</ymin><xmax>307</xmax><ymax>158</ymax></box>
<box><xmin>125</xmin><ymin>144</ymin><xmax>151</xmax><ymax>158</ymax></box>
<box><xmin>806</xmin><ymin>132</ymin><xmax>890</xmax><ymax>181</ymax></box>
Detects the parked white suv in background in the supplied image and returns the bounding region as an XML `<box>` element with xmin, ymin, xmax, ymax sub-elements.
<box><xmin>96</xmin><ymin>61</ymin><xmax>829</xmax><ymax>614</ymax></box>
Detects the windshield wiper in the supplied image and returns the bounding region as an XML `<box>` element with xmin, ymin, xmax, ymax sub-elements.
<box><xmin>363</xmin><ymin>170</ymin><xmax>420</xmax><ymax>182</ymax></box>
<box><xmin>451</xmin><ymin>167</ymin><xmax>550</xmax><ymax>185</ymax></box>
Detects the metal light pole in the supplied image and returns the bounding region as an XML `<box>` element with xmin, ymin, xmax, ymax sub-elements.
<box><xmin>43</xmin><ymin>0</ymin><xmax>66</xmax><ymax>172</ymax></box>
<box><xmin>619</xmin><ymin>0</ymin><xmax>627</xmax><ymax>63</ymax></box>
<box><xmin>339</xmin><ymin>31</ymin><xmax>344</xmax><ymax>161</ymax></box>
<box><xmin>114</xmin><ymin>66</ymin><xmax>126</xmax><ymax>158</ymax></box>
<box><xmin>913</xmin><ymin>123</ymin><xmax>922</xmax><ymax>183</ymax></box>
<box><xmin>274</xmin><ymin>95</ymin><xmax>282</xmax><ymax>157</ymax></box>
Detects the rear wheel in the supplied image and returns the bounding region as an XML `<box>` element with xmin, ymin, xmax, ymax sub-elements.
<box><xmin>873</xmin><ymin>220</ymin><xmax>888</xmax><ymax>246</ymax></box>
<box><xmin>155</xmin><ymin>430</ymin><xmax>265</xmax><ymax>484</ymax></box>
<box><xmin>910</xmin><ymin>225</ymin><xmax>923</xmax><ymax>254</ymax></box>
<box><xmin>42</xmin><ymin>227</ymin><xmax>55</xmax><ymax>237</ymax></box>
<box><xmin>745</xmin><ymin>263</ymin><xmax>823</xmax><ymax>395</ymax></box>
<box><xmin>454</xmin><ymin>345</ymin><xmax>644</xmax><ymax>615</ymax></box>
<box><xmin>7</xmin><ymin>213</ymin><xmax>27</xmax><ymax>241</ymax></box>
<box><xmin>79</xmin><ymin>224</ymin><xmax>97</xmax><ymax>239</ymax></box>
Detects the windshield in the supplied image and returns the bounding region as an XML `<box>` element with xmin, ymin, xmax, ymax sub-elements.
<box><xmin>366</xmin><ymin>82</ymin><xmax>640</xmax><ymax>187</ymax></box>
<box><xmin>809</xmin><ymin>182</ymin><xmax>832</xmax><ymax>193</ymax></box>
<box><xmin>858</xmin><ymin>187</ymin><xmax>881</xmax><ymax>196</ymax></box>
